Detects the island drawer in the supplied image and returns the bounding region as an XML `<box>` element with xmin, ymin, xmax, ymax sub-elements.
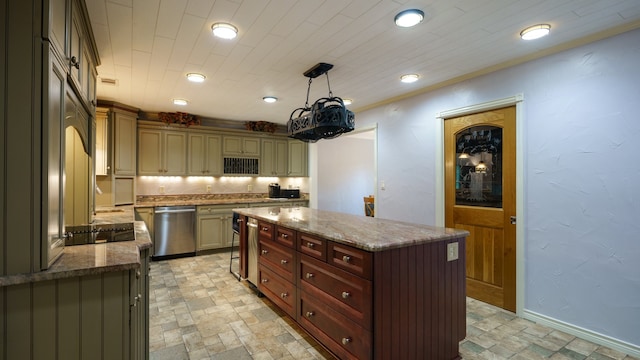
<box><xmin>297</xmin><ymin>232</ymin><xmax>326</xmax><ymax>261</ymax></box>
<box><xmin>258</xmin><ymin>221</ymin><xmax>274</xmax><ymax>241</ymax></box>
<box><xmin>259</xmin><ymin>266</ymin><xmax>296</xmax><ymax>318</ymax></box>
<box><xmin>275</xmin><ymin>226</ymin><xmax>296</xmax><ymax>248</ymax></box>
<box><xmin>299</xmin><ymin>254</ymin><xmax>372</xmax><ymax>330</ymax></box>
<box><xmin>328</xmin><ymin>242</ymin><xmax>373</xmax><ymax>280</ymax></box>
<box><xmin>299</xmin><ymin>290</ymin><xmax>371</xmax><ymax>360</ymax></box>
<box><xmin>259</xmin><ymin>240</ymin><xmax>296</xmax><ymax>284</ymax></box>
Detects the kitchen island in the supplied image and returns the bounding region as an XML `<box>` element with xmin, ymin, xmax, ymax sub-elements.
<box><xmin>233</xmin><ymin>206</ymin><xmax>469</xmax><ymax>360</ymax></box>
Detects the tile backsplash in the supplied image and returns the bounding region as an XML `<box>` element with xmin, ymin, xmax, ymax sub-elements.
<box><xmin>135</xmin><ymin>176</ymin><xmax>308</xmax><ymax>196</ymax></box>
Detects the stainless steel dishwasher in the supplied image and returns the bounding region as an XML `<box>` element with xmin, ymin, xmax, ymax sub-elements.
<box><xmin>247</xmin><ymin>217</ymin><xmax>259</xmax><ymax>286</ymax></box>
<box><xmin>153</xmin><ymin>206</ymin><xmax>196</xmax><ymax>259</ymax></box>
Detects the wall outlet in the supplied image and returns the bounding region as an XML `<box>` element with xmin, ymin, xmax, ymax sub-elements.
<box><xmin>159</xmin><ymin>185</ymin><xmax>165</xmax><ymax>194</ymax></box>
<box><xmin>381</xmin><ymin>181</ymin><xmax>386</xmax><ymax>190</ymax></box>
<box><xmin>206</xmin><ymin>185</ymin><xmax>211</xmax><ymax>193</ymax></box>
<box><xmin>447</xmin><ymin>242</ymin><xmax>459</xmax><ymax>262</ymax></box>
<box><xmin>247</xmin><ymin>184</ymin><xmax>253</xmax><ymax>191</ymax></box>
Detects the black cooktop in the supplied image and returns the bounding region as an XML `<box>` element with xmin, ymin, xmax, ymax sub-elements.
<box><xmin>64</xmin><ymin>222</ymin><xmax>136</xmax><ymax>246</ymax></box>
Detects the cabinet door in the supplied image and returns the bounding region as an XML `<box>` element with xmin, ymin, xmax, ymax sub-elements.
<box><xmin>288</xmin><ymin>140</ymin><xmax>308</xmax><ymax>176</ymax></box>
<box><xmin>68</xmin><ymin>6</ymin><xmax>82</xmax><ymax>88</ymax></box>
<box><xmin>223</xmin><ymin>136</ymin><xmax>243</xmax><ymax>155</ymax></box>
<box><xmin>163</xmin><ymin>131</ymin><xmax>187</xmax><ymax>175</ymax></box>
<box><xmin>134</xmin><ymin>208</ymin><xmax>154</xmax><ymax>241</ymax></box>
<box><xmin>95</xmin><ymin>109</ymin><xmax>108</xmax><ymax>175</ymax></box>
<box><xmin>197</xmin><ymin>215</ymin><xmax>226</xmax><ymax>250</ymax></box>
<box><xmin>205</xmin><ymin>135</ymin><xmax>222</xmax><ymax>175</ymax></box>
<box><xmin>274</xmin><ymin>140</ymin><xmax>288</xmax><ymax>175</ymax></box>
<box><xmin>137</xmin><ymin>129</ymin><xmax>162</xmax><ymax>175</ymax></box>
<box><xmin>113</xmin><ymin>112</ymin><xmax>137</xmax><ymax>175</ymax></box>
<box><xmin>48</xmin><ymin>0</ymin><xmax>67</xmax><ymax>56</ymax></box>
<box><xmin>242</xmin><ymin>137</ymin><xmax>260</xmax><ymax>156</ymax></box>
<box><xmin>261</xmin><ymin>139</ymin><xmax>275</xmax><ymax>175</ymax></box>
<box><xmin>188</xmin><ymin>133</ymin><xmax>206</xmax><ymax>175</ymax></box>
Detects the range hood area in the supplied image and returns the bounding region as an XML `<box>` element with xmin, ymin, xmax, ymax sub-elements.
<box><xmin>287</xmin><ymin>63</ymin><xmax>355</xmax><ymax>142</ymax></box>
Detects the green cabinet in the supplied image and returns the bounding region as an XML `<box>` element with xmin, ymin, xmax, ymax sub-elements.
<box><xmin>288</xmin><ymin>140</ymin><xmax>308</xmax><ymax>176</ymax></box>
<box><xmin>113</xmin><ymin>111</ymin><xmax>137</xmax><ymax>176</ymax></box>
<box><xmin>197</xmin><ymin>205</ymin><xmax>238</xmax><ymax>250</ymax></box>
<box><xmin>261</xmin><ymin>139</ymin><xmax>288</xmax><ymax>176</ymax></box>
<box><xmin>223</xmin><ymin>135</ymin><xmax>260</xmax><ymax>156</ymax></box>
<box><xmin>188</xmin><ymin>133</ymin><xmax>222</xmax><ymax>176</ymax></box>
<box><xmin>138</xmin><ymin>129</ymin><xmax>187</xmax><ymax>175</ymax></box>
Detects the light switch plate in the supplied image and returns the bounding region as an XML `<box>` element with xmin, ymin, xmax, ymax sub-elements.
<box><xmin>447</xmin><ymin>242</ymin><xmax>459</xmax><ymax>261</ymax></box>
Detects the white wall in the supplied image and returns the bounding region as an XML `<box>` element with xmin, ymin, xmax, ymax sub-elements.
<box><xmin>316</xmin><ymin>133</ymin><xmax>375</xmax><ymax>216</ymax></box>
<box><xmin>313</xmin><ymin>29</ymin><xmax>640</xmax><ymax>352</ymax></box>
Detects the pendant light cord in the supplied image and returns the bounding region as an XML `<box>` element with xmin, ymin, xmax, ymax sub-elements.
<box><xmin>325</xmin><ymin>72</ymin><xmax>333</xmax><ymax>97</ymax></box>
<box><xmin>305</xmin><ymin>78</ymin><xmax>312</xmax><ymax>108</ymax></box>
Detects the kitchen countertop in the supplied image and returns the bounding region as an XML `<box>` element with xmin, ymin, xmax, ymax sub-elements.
<box><xmin>233</xmin><ymin>207</ymin><xmax>469</xmax><ymax>252</ymax></box>
<box><xmin>0</xmin><ymin>207</ymin><xmax>150</xmax><ymax>287</ymax></box>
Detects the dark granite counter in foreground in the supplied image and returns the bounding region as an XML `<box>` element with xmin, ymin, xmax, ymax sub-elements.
<box><xmin>0</xmin><ymin>207</ymin><xmax>150</xmax><ymax>287</ymax></box>
<box><xmin>233</xmin><ymin>206</ymin><xmax>468</xmax><ymax>251</ymax></box>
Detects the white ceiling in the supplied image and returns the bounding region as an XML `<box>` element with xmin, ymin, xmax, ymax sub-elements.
<box><xmin>85</xmin><ymin>0</ymin><xmax>640</xmax><ymax>125</ymax></box>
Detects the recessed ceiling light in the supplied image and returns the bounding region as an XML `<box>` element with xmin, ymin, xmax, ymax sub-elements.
<box><xmin>211</xmin><ymin>22</ymin><xmax>238</xmax><ymax>39</ymax></box>
<box><xmin>186</xmin><ymin>73</ymin><xmax>206</xmax><ymax>82</ymax></box>
<box><xmin>520</xmin><ymin>24</ymin><xmax>551</xmax><ymax>40</ymax></box>
<box><xmin>263</xmin><ymin>96</ymin><xmax>277</xmax><ymax>103</ymax></box>
<box><xmin>394</xmin><ymin>9</ymin><xmax>424</xmax><ymax>27</ymax></box>
<box><xmin>343</xmin><ymin>98</ymin><xmax>353</xmax><ymax>105</ymax></box>
<box><xmin>173</xmin><ymin>99</ymin><xmax>188</xmax><ymax>106</ymax></box>
<box><xmin>400</xmin><ymin>74</ymin><xmax>420</xmax><ymax>83</ymax></box>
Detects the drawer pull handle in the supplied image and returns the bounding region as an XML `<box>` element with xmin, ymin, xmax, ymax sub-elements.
<box><xmin>261</xmin><ymin>278</ymin><xmax>268</xmax><ymax>283</ymax></box>
<box><xmin>281</xmin><ymin>233</ymin><xmax>288</xmax><ymax>239</ymax></box>
<box><xmin>305</xmin><ymin>311</ymin><xmax>315</xmax><ymax>318</ymax></box>
<box><xmin>342</xmin><ymin>337</ymin><xmax>352</xmax><ymax>345</ymax></box>
<box><xmin>307</xmin><ymin>242</ymin><xmax>314</xmax><ymax>248</ymax></box>
<box><xmin>342</xmin><ymin>255</ymin><xmax>351</xmax><ymax>263</ymax></box>
<box><xmin>342</xmin><ymin>291</ymin><xmax>350</xmax><ymax>299</ymax></box>
<box><xmin>262</xmin><ymin>227</ymin><xmax>269</xmax><ymax>231</ymax></box>
<box><xmin>305</xmin><ymin>272</ymin><xmax>314</xmax><ymax>279</ymax></box>
<box><xmin>280</xmin><ymin>292</ymin><xmax>288</xmax><ymax>298</ymax></box>
<box><xmin>280</xmin><ymin>259</ymin><xmax>288</xmax><ymax>265</ymax></box>
<box><xmin>261</xmin><ymin>250</ymin><xmax>268</xmax><ymax>255</ymax></box>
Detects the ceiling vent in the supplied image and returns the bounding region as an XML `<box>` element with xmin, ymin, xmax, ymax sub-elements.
<box><xmin>100</xmin><ymin>77</ymin><xmax>118</xmax><ymax>86</ymax></box>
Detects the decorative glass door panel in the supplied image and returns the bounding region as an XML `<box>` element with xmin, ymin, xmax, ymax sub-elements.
<box><xmin>455</xmin><ymin>126</ymin><xmax>502</xmax><ymax>208</ymax></box>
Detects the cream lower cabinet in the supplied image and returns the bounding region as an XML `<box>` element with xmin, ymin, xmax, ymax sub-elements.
<box><xmin>197</xmin><ymin>205</ymin><xmax>237</xmax><ymax>251</ymax></box>
<box><xmin>135</xmin><ymin>207</ymin><xmax>154</xmax><ymax>243</ymax></box>
<box><xmin>0</xmin><ymin>248</ymin><xmax>150</xmax><ymax>360</ymax></box>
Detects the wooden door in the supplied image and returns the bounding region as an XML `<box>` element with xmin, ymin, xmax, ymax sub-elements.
<box><xmin>444</xmin><ymin>106</ymin><xmax>516</xmax><ymax>312</ymax></box>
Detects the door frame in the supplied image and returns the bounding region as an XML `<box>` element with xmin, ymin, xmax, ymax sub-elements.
<box><xmin>435</xmin><ymin>94</ymin><xmax>525</xmax><ymax>315</ymax></box>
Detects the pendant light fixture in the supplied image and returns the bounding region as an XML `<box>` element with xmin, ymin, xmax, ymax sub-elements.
<box><xmin>287</xmin><ymin>63</ymin><xmax>355</xmax><ymax>142</ymax></box>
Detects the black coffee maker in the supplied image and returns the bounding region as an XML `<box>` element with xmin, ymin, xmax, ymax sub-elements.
<box><xmin>268</xmin><ymin>183</ymin><xmax>280</xmax><ymax>198</ymax></box>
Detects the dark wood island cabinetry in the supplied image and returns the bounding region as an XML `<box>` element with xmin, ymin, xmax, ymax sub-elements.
<box><xmin>234</xmin><ymin>207</ymin><xmax>468</xmax><ymax>360</ymax></box>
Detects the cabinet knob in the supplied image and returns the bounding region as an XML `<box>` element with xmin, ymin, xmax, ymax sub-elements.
<box><xmin>281</xmin><ymin>233</ymin><xmax>288</xmax><ymax>239</ymax></box>
<box><xmin>280</xmin><ymin>292</ymin><xmax>288</xmax><ymax>299</ymax></box>
<box><xmin>305</xmin><ymin>272</ymin><xmax>314</xmax><ymax>279</ymax></box>
<box><xmin>305</xmin><ymin>311</ymin><xmax>315</xmax><ymax>318</ymax></box>
<box><xmin>307</xmin><ymin>242</ymin><xmax>314</xmax><ymax>248</ymax></box>
<box><xmin>261</xmin><ymin>278</ymin><xmax>268</xmax><ymax>283</ymax></box>
<box><xmin>261</xmin><ymin>249</ymin><xmax>268</xmax><ymax>255</ymax></box>
<box><xmin>280</xmin><ymin>259</ymin><xmax>288</xmax><ymax>265</ymax></box>
<box><xmin>262</xmin><ymin>227</ymin><xmax>268</xmax><ymax>231</ymax></box>
<box><xmin>342</xmin><ymin>255</ymin><xmax>351</xmax><ymax>263</ymax></box>
<box><xmin>342</xmin><ymin>291</ymin><xmax>350</xmax><ymax>299</ymax></box>
<box><xmin>70</xmin><ymin>56</ymin><xmax>80</xmax><ymax>69</ymax></box>
<box><xmin>341</xmin><ymin>337</ymin><xmax>352</xmax><ymax>345</ymax></box>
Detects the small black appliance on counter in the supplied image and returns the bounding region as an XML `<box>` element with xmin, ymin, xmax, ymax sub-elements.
<box><xmin>268</xmin><ymin>183</ymin><xmax>301</xmax><ymax>199</ymax></box>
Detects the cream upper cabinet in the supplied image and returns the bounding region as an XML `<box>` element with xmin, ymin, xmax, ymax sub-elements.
<box><xmin>113</xmin><ymin>112</ymin><xmax>137</xmax><ymax>175</ymax></box>
<box><xmin>188</xmin><ymin>133</ymin><xmax>222</xmax><ymax>176</ymax></box>
<box><xmin>223</xmin><ymin>135</ymin><xmax>260</xmax><ymax>156</ymax></box>
<box><xmin>95</xmin><ymin>108</ymin><xmax>108</xmax><ymax>176</ymax></box>
<box><xmin>138</xmin><ymin>129</ymin><xmax>187</xmax><ymax>175</ymax></box>
<box><xmin>288</xmin><ymin>140</ymin><xmax>308</xmax><ymax>176</ymax></box>
<box><xmin>261</xmin><ymin>139</ymin><xmax>288</xmax><ymax>176</ymax></box>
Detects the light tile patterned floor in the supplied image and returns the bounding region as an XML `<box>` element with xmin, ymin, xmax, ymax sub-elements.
<box><xmin>149</xmin><ymin>253</ymin><xmax>638</xmax><ymax>360</ymax></box>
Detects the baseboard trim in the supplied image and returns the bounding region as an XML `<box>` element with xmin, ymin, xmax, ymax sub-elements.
<box><xmin>522</xmin><ymin>309</ymin><xmax>640</xmax><ymax>358</ymax></box>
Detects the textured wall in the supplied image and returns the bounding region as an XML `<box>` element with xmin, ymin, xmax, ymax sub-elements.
<box><xmin>316</xmin><ymin>29</ymin><xmax>640</xmax><ymax>348</ymax></box>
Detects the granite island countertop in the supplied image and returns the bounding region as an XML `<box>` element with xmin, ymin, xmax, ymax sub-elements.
<box><xmin>233</xmin><ymin>207</ymin><xmax>469</xmax><ymax>252</ymax></box>
<box><xmin>0</xmin><ymin>207</ymin><xmax>150</xmax><ymax>287</ymax></box>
